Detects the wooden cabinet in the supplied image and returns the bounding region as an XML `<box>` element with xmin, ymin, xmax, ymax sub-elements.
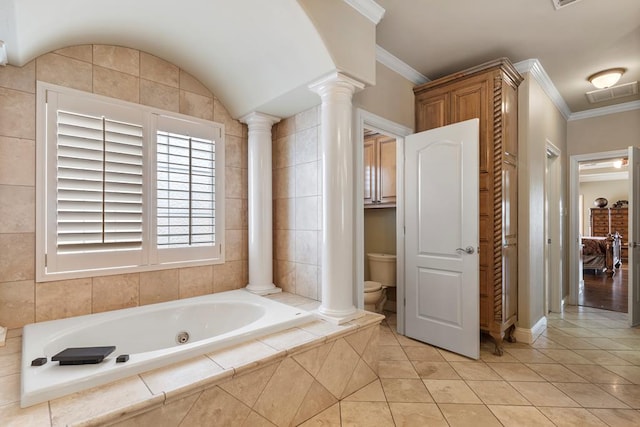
<box><xmin>591</xmin><ymin>207</ymin><xmax>628</xmax><ymax>260</ymax></box>
<box><xmin>414</xmin><ymin>58</ymin><xmax>522</xmax><ymax>354</ymax></box>
<box><xmin>364</xmin><ymin>135</ymin><xmax>396</xmax><ymax>207</ymax></box>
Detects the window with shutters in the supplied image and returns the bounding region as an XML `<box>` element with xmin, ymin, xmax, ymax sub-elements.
<box><xmin>36</xmin><ymin>83</ymin><xmax>225</xmax><ymax>281</ymax></box>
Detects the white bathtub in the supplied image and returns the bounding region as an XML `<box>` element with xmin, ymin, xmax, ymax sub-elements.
<box><xmin>21</xmin><ymin>289</ymin><xmax>313</xmax><ymax>408</ymax></box>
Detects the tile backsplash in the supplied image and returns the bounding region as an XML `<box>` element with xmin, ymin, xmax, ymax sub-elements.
<box><xmin>0</xmin><ymin>45</ymin><xmax>250</xmax><ymax>328</ymax></box>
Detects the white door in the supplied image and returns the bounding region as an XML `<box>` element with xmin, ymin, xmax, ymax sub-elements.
<box><xmin>628</xmin><ymin>146</ymin><xmax>640</xmax><ymax>326</ymax></box>
<box><xmin>405</xmin><ymin>119</ymin><xmax>479</xmax><ymax>359</ymax></box>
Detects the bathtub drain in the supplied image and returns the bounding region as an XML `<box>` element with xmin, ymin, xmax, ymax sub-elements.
<box><xmin>176</xmin><ymin>331</ymin><xmax>190</xmax><ymax>344</ymax></box>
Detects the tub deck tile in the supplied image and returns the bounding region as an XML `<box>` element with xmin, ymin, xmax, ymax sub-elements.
<box><xmin>300</xmin><ymin>319</ymin><xmax>358</xmax><ymax>341</ymax></box>
<box><xmin>258</xmin><ymin>326</ymin><xmax>320</xmax><ymax>352</ymax></box>
<box><xmin>139</xmin><ymin>354</ymin><xmax>228</xmax><ymax>396</ymax></box>
<box><xmin>0</xmin><ymin>401</ymin><xmax>51</xmax><ymax>427</ymax></box>
<box><xmin>207</xmin><ymin>339</ymin><xmax>284</xmax><ymax>372</ymax></box>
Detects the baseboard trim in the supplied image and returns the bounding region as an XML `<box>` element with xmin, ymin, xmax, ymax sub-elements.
<box><xmin>513</xmin><ymin>316</ymin><xmax>547</xmax><ymax>344</ymax></box>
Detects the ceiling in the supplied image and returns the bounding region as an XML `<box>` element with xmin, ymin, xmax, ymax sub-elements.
<box><xmin>375</xmin><ymin>0</ymin><xmax>640</xmax><ymax>114</ymax></box>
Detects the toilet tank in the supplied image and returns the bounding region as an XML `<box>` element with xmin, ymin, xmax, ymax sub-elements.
<box><xmin>367</xmin><ymin>253</ymin><xmax>396</xmax><ymax>287</ymax></box>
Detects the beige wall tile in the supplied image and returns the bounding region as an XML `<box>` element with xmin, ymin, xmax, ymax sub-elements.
<box><xmin>213</xmin><ymin>260</ymin><xmax>243</xmax><ymax>293</ymax></box>
<box><xmin>274</xmin><ymin>135</ymin><xmax>295</xmax><ymax>168</ymax></box>
<box><xmin>93</xmin><ymin>66</ymin><xmax>139</xmax><ymax>103</ymax></box>
<box><xmin>0</xmin><ymin>137</ymin><xmax>35</xmax><ymax>186</ymax></box>
<box><xmin>140</xmin><ymin>356</ymin><xmax>224</xmax><ymax>395</ymax></box>
<box><xmin>139</xmin><ymin>79</ymin><xmax>179</xmax><ymax>112</ymax></box>
<box><xmin>274</xmin><ymin>166</ymin><xmax>294</xmax><ymax>199</ymax></box>
<box><xmin>225</xmin><ymin>198</ymin><xmax>243</xmax><ymax>230</ymax></box>
<box><xmin>139</xmin><ymin>269</ymin><xmax>179</xmax><ymax>305</ymax></box>
<box><xmin>93</xmin><ymin>45</ymin><xmax>139</xmax><ymax>76</ymax></box>
<box><xmin>295</xmin><ymin>106</ymin><xmax>319</xmax><ymax>132</ymax></box>
<box><xmin>274</xmin><ymin>229</ymin><xmax>295</xmax><ymax>261</ymax></box>
<box><xmin>296</xmin><ymin>196</ymin><xmax>319</xmax><ymax>230</ymax></box>
<box><xmin>296</xmin><ymin>127</ymin><xmax>319</xmax><ymax>164</ymax></box>
<box><xmin>295</xmin><ymin>230</ymin><xmax>318</xmax><ymax>265</ymax></box>
<box><xmin>179</xmin><ymin>90</ymin><xmax>213</xmax><ymax>120</ymax></box>
<box><xmin>0</xmin><ymin>61</ymin><xmax>35</xmax><ymax>93</ymax></box>
<box><xmin>178</xmin><ymin>265</ymin><xmax>213</xmax><ymax>298</ymax></box>
<box><xmin>342</xmin><ymin>359</ymin><xmax>378</xmax><ymax>398</ymax></box>
<box><xmin>180</xmin><ymin>387</ymin><xmax>250</xmax><ymax>426</ymax></box>
<box><xmin>179</xmin><ymin>70</ymin><xmax>212</xmax><ymax>97</ymax></box>
<box><xmin>295</xmin><ymin>264</ymin><xmax>318</xmax><ymax>300</ymax></box>
<box><xmin>226</xmin><ymin>230</ymin><xmax>242</xmax><ymax>262</ymax></box>
<box><xmin>0</xmin><ymin>185</ymin><xmax>34</xmax><ymax>233</ymax></box>
<box><xmin>274</xmin><ymin>198</ymin><xmax>295</xmax><ymax>230</ymax></box>
<box><xmin>111</xmin><ymin>393</ymin><xmax>199</xmax><ymax>427</ymax></box>
<box><xmin>219</xmin><ymin>362</ymin><xmax>279</xmax><ymax>408</ymax></box>
<box><xmin>226</xmin><ymin>134</ymin><xmax>243</xmax><ymax>168</ymax></box>
<box><xmin>140</xmin><ymin>52</ymin><xmax>179</xmax><ymax>87</ymax></box>
<box><xmin>340</xmin><ymin>401</ymin><xmax>394</xmax><ymax>427</ymax></box>
<box><xmin>295</xmin><ymin>162</ymin><xmax>318</xmax><ymax>197</ymax></box>
<box><xmin>243</xmin><ymin>411</ymin><xmax>276</xmax><ymax>427</ymax></box>
<box><xmin>316</xmin><ymin>338</ymin><xmax>361</xmax><ymax>398</ymax></box>
<box><xmin>226</xmin><ymin>166</ymin><xmax>243</xmax><ymax>199</ymax></box>
<box><xmin>92</xmin><ymin>273</ymin><xmax>139</xmax><ymax>313</ymax></box>
<box><xmin>54</xmin><ymin>45</ymin><xmax>93</xmax><ymax>62</ymax></box>
<box><xmin>0</xmin><ymin>233</ymin><xmax>34</xmax><ymax>282</ymax></box>
<box><xmin>36</xmin><ymin>53</ymin><xmax>92</xmax><ymax>92</ymax></box>
<box><xmin>35</xmin><ymin>278</ymin><xmax>92</xmax><ymax>322</ymax></box>
<box><xmin>294</xmin><ymin>341</ymin><xmax>333</xmax><ymax>377</ymax></box>
<box><xmin>274</xmin><ymin>260</ymin><xmax>295</xmax><ymax>293</ymax></box>
<box><xmin>0</xmin><ymin>373</ymin><xmax>20</xmax><ymax>406</ymax></box>
<box><xmin>242</xmin><ymin>230</ymin><xmax>248</xmax><ymax>260</ymax></box>
<box><xmin>299</xmin><ymin>402</ymin><xmax>340</xmax><ymax>427</ymax></box>
<box><xmin>0</xmin><ymin>280</ymin><xmax>35</xmax><ymax>328</ymax></box>
<box><xmin>293</xmin><ymin>380</ymin><xmax>337</xmax><ymax>426</ymax></box>
<box><xmin>214</xmin><ymin>98</ymin><xmax>243</xmax><ymax>137</ymax></box>
<box><xmin>276</xmin><ymin>116</ymin><xmax>295</xmax><ymax>138</ymax></box>
<box><xmin>0</xmin><ymin>87</ymin><xmax>35</xmax><ymax>139</ymax></box>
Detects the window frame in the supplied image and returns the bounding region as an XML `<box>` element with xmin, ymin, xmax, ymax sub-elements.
<box><xmin>36</xmin><ymin>82</ymin><xmax>225</xmax><ymax>282</ymax></box>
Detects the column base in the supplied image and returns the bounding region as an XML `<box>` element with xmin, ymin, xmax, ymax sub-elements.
<box><xmin>245</xmin><ymin>284</ymin><xmax>282</xmax><ymax>296</ymax></box>
<box><xmin>314</xmin><ymin>307</ymin><xmax>366</xmax><ymax>325</ymax></box>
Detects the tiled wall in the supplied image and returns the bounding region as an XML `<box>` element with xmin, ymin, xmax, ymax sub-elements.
<box><xmin>0</xmin><ymin>45</ymin><xmax>249</xmax><ymax>328</ymax></box>
<box><xmin>272</xmin><ymin>109</ymin><xmax>323</xmax><ymax>300</ymax></box>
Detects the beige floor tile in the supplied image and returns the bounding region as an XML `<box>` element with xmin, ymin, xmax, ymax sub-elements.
<box><xmin>588</xmin><ymin>408</ymin><xmax>640</xmax><ymax>426</ymax></box>
<box><xmin>343</xmin><ymin>380</ymin><xmax>387</xmax><ymax>402</ymax></box>
<box><xmin>538</xmin><ymin>407</ymin><xmax>607</xmax><ymax>426</ymax></box>
<box><xmin>449</xmin><ymin>361</ymin><xmax>502</xmax><ymax>380</ymax></box>
<box><xmin>538</xmin><ymin>349</ymin><xmax>595</xmax><ymax>364</ymax></box>
<box><xmin>465</xmin><ymin>380</ymin><xmax>530</xmax><ymax>405</ymax></box>
<box><xmin>610</xmin><ymin>350</ymin><xmax>640</xmax><ymax>364</ymax></box>
<box><xmin>527</xmin><ymin>363</ymin><xmax>589</xmax><ymax>383</ymax></box>
<box><xmin>299</xmin><ymin>402</ymin><xmax>341</xmax><ymax>427</ymax></box>
<box><xmin>403</xmin><ymin>345</ymin><xmax>445</xmax><ymax>361</ymax></box>
<box><xmin>438</xmin><ymin>349</ymin><xmax>475</xmax><ymax>362</ymax></box>
<box><xmin>603</xmin><ymin>365</ymin><xmax>640</xmax><ymax>384</ymax></box>
<box><xmin>379</xmin><ymin>345</ymin><xmax>408</xmax><ymax>361</ymax></box>
<box><xmin>565</xmin><ymin>364</ymin><xmax>631</xmax><ymax>384</ymax></box>
<box><xmin>488</xmin><ymin>405</ymin><xmax>555</xmax><ymax>426</ymax></box>
<box><xmin>574</xmin><ymin>349</ymin><xmax>633</xmax><ymax>365</ymax></box>
<box><xmin>479</xmin><ymin>348</ymin><xmax>519</xmax><ymax>363</ymax></box>
<box><xmin>487</xmin><ymin>362</ymin><xmax>545</xmax><ymax>381</ymax></box>
<box><xmin>340</xmin><ymin>401</ymin><xmax>394</xmax><ymax>427</ymax></box>
<box><xmin>589</xmin><ymin>338</ymin><xmax>634</xmax><ymax>351</ymax></box>
<box><xmin>504</xmin><ymin>348</ymin><xmax>556</xmax><ymax>363</ymax></box>
<box><xmin>597</xmin><ymin>383</ymin><xmax>640</xmax><ymax>408</ymax></box>
<box><xmin>439</xmin><ymin>403</ymin><xmax>502</xmax><ymax>427</ymax></box>
<box><xmin>412</xmin><ymin>361</ymin><xmax>461</xmax><ymax>379</ymax></box>
<box><xmin>553</xmin><ymin>382</ymin><xmax>630</xmax><ymax>408</ymax></box>
<box><xmin>509</xmin><ymin>381</ymin><xmax>579</xmax><ymax>407</ymax></box>
<box><xmin>422</xmin><ymin>379</ymin><xmax>481</xmax><ymax>404</ymax></box>
<box><xmin>378</xmin><ymin>360</ymin><xmax>419</xmax><ymax>379</ymax></box>
<box><xmin>380</xmin><ymin>378</ymin><xmax>432</xmax><ymax>403</ymax></box>
<box><xmin>378</xmin><ymin>326</ymin><xmax>400</xmax><ymax>346</ymax></box>
<box><xmin>388</xmin><ymin>402</ymin><xmax>447</xmax><ymax>426</ymax></box>
<box><xmin>530</xmin><ymin>335</ymin><xmax>567</xmax><ymax>349</ymax></box>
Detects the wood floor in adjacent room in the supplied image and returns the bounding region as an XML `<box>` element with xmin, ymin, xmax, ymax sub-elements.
<box><xmin>580</xmin><ymin>264</ymin><xmax>628</xmax><ymax>313</ymax></box>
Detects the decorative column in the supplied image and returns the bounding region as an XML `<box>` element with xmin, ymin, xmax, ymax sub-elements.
<box><xmin>309</xmin><ymin>72</ymin><xmax>365</xmax><ymax>324</ymax></box>
<box><xmin>240</xmin><ymin>112</ymin><xmax>281</xmax><ymax>295</ymax></box>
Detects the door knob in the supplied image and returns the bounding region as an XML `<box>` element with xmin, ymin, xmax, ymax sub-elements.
<box><xmin>456</xmin><ymin>246</ymin><xmax>475</xmax><ymax>254</ymax></box>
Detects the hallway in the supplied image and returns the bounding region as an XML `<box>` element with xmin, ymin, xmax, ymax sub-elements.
<box><xmin>302</xmin><ymin>305</ymin><xmax>640</xmax><ymax>426</ymax></box>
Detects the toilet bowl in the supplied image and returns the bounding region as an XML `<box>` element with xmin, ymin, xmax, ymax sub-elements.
<box><xmin>364</xmin><ymin>253</ymin><xmax>396</xmax><ymax>313</ymax></box>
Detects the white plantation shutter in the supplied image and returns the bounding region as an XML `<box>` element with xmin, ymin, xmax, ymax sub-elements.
<box><xmin>56</xmin><ymin>111</ymin><xmax>144</xmax><ymax>253</ymax></box>
<box><xmin>38</xmin><ymin>83</ymin><xmax>224</xmax><ymax>281</ymax></box>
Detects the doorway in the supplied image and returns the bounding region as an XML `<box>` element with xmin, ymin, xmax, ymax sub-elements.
<box><xmin>545</xmin><ymin>142</ymin><xmax>562</xmax><ymax>314</ymax></box>
<box><xmin>354</xmin><ymin>109</ymin><xmax>412</xmax><ymax>334</ymax></box>
<box><xmin>569</xmin><ymin>149</ymin><xmax>629</xmax><ymax>320</ymax></box>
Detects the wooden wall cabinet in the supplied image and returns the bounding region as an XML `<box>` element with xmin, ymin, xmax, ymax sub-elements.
<box><xmin>364</xmin><ymin>135</ymin><xmax>396</xmax><ymax>208</ymax></box>
<box><xmin>414</xmin><ymin>58</ymin><xmax>522</xmax><ymax>355</ymax></box>
<box><xmin>591</xmin><ymin>207</ymin><xmax>628</xmax><ymax>260</ymax></box>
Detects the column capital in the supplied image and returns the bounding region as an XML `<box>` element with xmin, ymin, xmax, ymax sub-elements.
<box><xmin>308</xmin><ymin>72</ymin><xmax>365</xmax><ymax>100</ymax></box>
<box><xmin>239</xmin><ymin>112</ymin><xmax>281</xmax><ymax>132</ymax></box>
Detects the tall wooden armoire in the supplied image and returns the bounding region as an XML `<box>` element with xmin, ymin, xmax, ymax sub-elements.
<box><xmin>414</xmin><ymin>58</ymin><xmax>522</xmax><ymax>355</ymax></box>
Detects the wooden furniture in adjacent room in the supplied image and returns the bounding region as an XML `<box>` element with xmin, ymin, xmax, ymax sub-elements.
<box><xmin>414</xmin><ymin>58</ymin><xmax>522</xmax><ymax>355</ymax></box>
<box><xmin>364</xmin><ymin>134</ymin><xmax>396</xmax><ymax>208</ymax></box>
<box><xmin>590</xmin><ymin>207</ymin><xmax>628</xmax><ymax>261</ymax></box>
<box><xmin>582</xmin><ymin>233</ymin><xmax>622</xmax><ymax>276</ymax></box>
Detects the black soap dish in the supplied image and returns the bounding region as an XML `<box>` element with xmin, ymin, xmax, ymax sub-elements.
<box><xmin>51</xmin><ymin>346</ymin><xmax>116</xmax><ymax>365</ymax></box>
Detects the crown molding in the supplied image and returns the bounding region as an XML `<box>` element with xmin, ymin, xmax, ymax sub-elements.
<box><xmin>515</xmin><ymin>59</ymin><xmax>571</xmax><ymax>120</ymax></box>
<box><xmin>375</xmin><ymin>45</ymin><xmax>429</xmax><ymax>85</ymax></box>
<box><xmin>580</xmin><ymin>171</ymin><xmax>628</xmax><ymax>182</ymax></box>
<box><xmin>568</xmin><ymin>100</ymin><xmax>640</xmax><ymax>121</ymax></box>
<box><xmin>343</xmin><ymin>0</ymin><xmax>385</xmax><ymax>24</ymax></box>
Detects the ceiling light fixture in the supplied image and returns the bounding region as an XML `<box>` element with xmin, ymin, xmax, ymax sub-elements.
<box><xmin>588</xmin><ymin>68</ymin><xmax>625</xmax><ymax>89</ymax></box>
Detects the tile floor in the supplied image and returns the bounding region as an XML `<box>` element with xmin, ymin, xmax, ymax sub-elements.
<box><xmin>302</xmin><ymin>305</ymin><xmax>640</xmax><ymax>426</ymax></box>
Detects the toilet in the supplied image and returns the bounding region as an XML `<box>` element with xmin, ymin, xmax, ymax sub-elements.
<box><xmin>364</xmin><ymin>253</ymin><xmax>396</xmax><ymax>313</ymax></box>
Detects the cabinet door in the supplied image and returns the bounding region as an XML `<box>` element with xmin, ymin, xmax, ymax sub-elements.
<box><xmin>416</xmin><ymin>92</ymin><xmax>449</xmax><ymax>131</ymax></box>
<box><xmin>377</xmin><ymin>137</ymin><xmax>396</xmax><ymax>205</ymax></box>
<box><xmin>363</xmin><ymin>139</ymin><xmax>375</xmax><ymax>205</ymax></box>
